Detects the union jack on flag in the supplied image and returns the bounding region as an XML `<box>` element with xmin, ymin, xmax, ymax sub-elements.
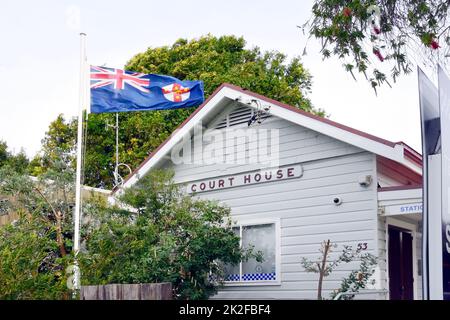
<box><xmin>90</xmin><ymin>65</ymin><xmax>204</xmax><ymax>114</ymax></box>
<box><xmin>90</xmin><ymin>66</ymin><xmax>150</xmax><ymax>93</ymax></box>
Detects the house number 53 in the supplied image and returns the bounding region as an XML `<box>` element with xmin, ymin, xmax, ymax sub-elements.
<box><xmin>357</xmin><ymin>242</ymin><xmax>368</xmax><ymax>251</ymax></box>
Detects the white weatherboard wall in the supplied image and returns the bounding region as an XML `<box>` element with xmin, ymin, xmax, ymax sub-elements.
<box><xmin>165</xmin><ymin>104</ymin><xmax>380</xmax><ymax>299</ymax></box>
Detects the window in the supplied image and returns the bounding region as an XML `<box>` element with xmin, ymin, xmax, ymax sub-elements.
<box><xmin>224</xmin><ymin>220</ymin><xmax>279</xmax><ymax>284</ymax></box>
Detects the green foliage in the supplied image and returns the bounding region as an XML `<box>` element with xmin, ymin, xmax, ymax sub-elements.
<box><xmin>80</xmin><ymin>170</ymin><xmax>258</xmax><ymax>299</ymax></box>
<box><xmin>83</xmin><ymin>111</ymin><xmax>171</xmax><ymax>189</ymax></box>
<box><xmin>330</xmin><ymin>252</ymin><xmax>378</xmax><ymax>300</ymax></box>
<box><xmin>0</xmin><ymin>159</ymin><xmax>260</xmax><ymax>300</ymax></box>
<box><xmin>7</xmin><ymin>151</ymin><xmax>29</xmax><ymax>175</ymax></box>
<box><xmin>0</xmin><ymin>140</ymin><xmax>29</xmax><ymax>174</ymax></box>
<box><xmin>28</xmin><ymin>114</ymin><xmax>77</xmax><ymax>177</ymax></box>
<box><xmin>305</xmin><ymin>0</ymin><xmax>450</xmax><ymax>91</ymax></box>
<box><xmin>34</xmin><ymin>35</ymin><xmax>318</xmax><ymax>189</ymax></box>
<box><xmin>0</xmin><ymin>213</ymin><xmax>72</xmax><ymax>299</ymax></box>
<box><xmin>301</xmin><ymin>240</ymin><xmax>378</xmax><ymax>300</ymax></box>
<box><xmin>0</xmin><ymin>165</ymin><xmax>74</xmax><ymax>299</ymax></box>
<box><xmin>127</xmin><ymin>35</ymin><xmax>315</xmax><ymax>111</ymax></box>
<box><xmin>0</xmin><ymin>141</ymin><xmax>8</xmax><ymax>165</ymax></box>
<box><xmin>41</xmin><ymin>114</ymin><xmax>77</xmax><ymax>164</ymax></box>
<box><xmin>301</xmin><ymin>243</ymin><xmax>356</xmax><ymax>276</ymax></box>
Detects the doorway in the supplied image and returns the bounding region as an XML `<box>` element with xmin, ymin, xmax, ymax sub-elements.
<box><xmin>388</xmin><ymin>225</ymin><xmax>414</xmax><ymax>300</ymax></box>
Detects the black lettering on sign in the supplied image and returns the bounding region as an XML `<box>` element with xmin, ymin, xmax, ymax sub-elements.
<box><xmin>276</xmin><ymin>169</ymin><xmax>283</xmax><ymax>179</ymax></box>
<box><xmin>287</xmin><ymin>167</ymin><xmax>294</xmax><ymax>177</ymax></box>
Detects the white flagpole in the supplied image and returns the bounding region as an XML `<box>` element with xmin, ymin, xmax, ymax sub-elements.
<box><xmin>114</xmin><ymin>112</ymin><xmax>119</xmax><ymax>187</ymax></box>
<box><xmin>73</xmin><ymin>32</ymin><xmax>87</xmax><ymax>291</ymax></box>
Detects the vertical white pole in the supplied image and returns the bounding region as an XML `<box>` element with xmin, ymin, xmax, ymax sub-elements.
<box><xmin>73</xmin><ymin>32</ymin><xmax>87</xmax><ymax>290</ymax></box>
<box><xmin>428</xmin><ymin>154</ymin><xmax>444</xmax><ymax>299</ymax></box>
<box><xmin>114</xmin><ymin>113</ymin><xmax>119</xmax><ymax>187</ymax></box>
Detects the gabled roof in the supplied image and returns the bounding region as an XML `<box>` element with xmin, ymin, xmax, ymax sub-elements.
<box><xmin>113</xmin><ymin>83</ymin><xmax>422</xmax><ymax>194</ymax></box>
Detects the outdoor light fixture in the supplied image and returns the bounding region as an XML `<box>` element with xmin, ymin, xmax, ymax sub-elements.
<box><xmin>358</xmin><ymin>175</ymin><xmax>373</xmax><ymax>187</ymax></box>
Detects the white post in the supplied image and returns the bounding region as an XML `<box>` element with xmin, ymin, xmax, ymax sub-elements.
<box><xmin>73</xmin><ymin>32</ymin><xmax>87</xmax><ymax>290</ymax></box>
<box><xmin>428</xmin><ymin>154</ymin><xmax>444</xmax><ymax>299</ymax></box>
<box><xmin>115</xmin><ymin>113</ymin><xmax>119</xmax><ymax>187</ymax></box>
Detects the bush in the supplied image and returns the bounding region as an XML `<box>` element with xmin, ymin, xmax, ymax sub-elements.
<box><xmin>81</xmin><ymin>170</ymin><xmax>258</xmax><ymax>299</ymax></box>
<box><xmin>0</xmin><ymin>166</ymin><xmax>73</xmax><ymax>299</ymax></box>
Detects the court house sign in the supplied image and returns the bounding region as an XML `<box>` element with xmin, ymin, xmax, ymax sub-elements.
<box><xmin>187</xmin><ymin>165</ymin><xmax>303</xmax><ymax>194</ymax></box>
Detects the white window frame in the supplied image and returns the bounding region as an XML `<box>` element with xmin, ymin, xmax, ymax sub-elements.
<box><xmin>224</xmin><ymin>218</ymin><xmax>281</xmax><ymax>286</ymax></box>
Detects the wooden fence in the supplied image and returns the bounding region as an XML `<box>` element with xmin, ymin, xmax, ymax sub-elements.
<box><xmin>80</xmin><ymin>283</ymin><xmax>172</xmax><ymax>300</ymax></box>
<box><xmin>0</xmin><ymin>212</ymin><xmax>19</xmax><ymax>226</ymax></box>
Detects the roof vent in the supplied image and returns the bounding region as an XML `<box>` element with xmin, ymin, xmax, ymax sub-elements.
<box><xmin>214</xmin><ymin>105</ymin><xmax>271</xmax><ymax>129</ymax></box>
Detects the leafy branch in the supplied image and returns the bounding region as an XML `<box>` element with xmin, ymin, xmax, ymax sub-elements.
<box><xmin>301</xmin><ymin>239</ymin><xmax>377</xmax><ymax>300</ymax></box>
<box><xmin>303</xmin><ymin>0</ymin><xmax>450</xmax><ymax>92</ymax></box>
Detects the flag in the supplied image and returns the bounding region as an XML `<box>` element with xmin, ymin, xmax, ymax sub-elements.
<box><xmin>90</xmin><ymin>66</ymin><xmax>204</xmax><ymax>113</ymax></box>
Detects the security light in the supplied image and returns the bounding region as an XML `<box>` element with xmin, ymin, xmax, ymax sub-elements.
<box><xmin>358</xmin><ymin>175</ymin><xmax>373</xmax><ymax>187</ymax></box>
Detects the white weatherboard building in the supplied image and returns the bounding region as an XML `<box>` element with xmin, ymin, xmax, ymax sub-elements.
<box><xmin>113</xmin><ymin>83</ymin><xmax>424</xmax><ymax>300</ymax></box>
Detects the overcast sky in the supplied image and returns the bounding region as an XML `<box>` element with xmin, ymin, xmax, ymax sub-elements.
<box><xmin>0</xmin><ymin>0</ymin><xmax>425</xmax><ymax>157</ymax></box>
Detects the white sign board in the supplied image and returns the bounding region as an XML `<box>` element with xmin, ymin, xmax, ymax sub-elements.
<box><xmin>418</xmin><ymin>66</ymin><xmax>441</xmax><ymax>300</ymax></box>
<box><xmin>383</xmin><ymin>203</ymin><xmax>423</xmax><ymax>216</ymax></box>
<box><xmin>438</xmin><ymin>65</ymin><xmax>450</xmax><ymax>300</ymax></box>
<box><xmin>187</xmin><ymin>164</ymin><xmax>303</xmax><ymax>194</ymax></box>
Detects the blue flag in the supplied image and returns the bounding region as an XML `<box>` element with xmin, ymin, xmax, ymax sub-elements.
<box><xmin>90</xmin><ymin>66</ymin><xmax>204</xmax><ymax>113</ymax></box>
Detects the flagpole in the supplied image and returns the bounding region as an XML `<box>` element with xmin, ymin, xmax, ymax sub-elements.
<box><xmin>73</xmin><ymin>32</ymin><xmax>87</xmax><ymax>291</ymax></box>
<box><xmin>115</xmin><ymin>112</ymin><xmax>119</xmax><ymax>187</ymax></box>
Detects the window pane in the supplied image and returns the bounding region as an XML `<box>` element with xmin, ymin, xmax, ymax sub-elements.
<box><xmin>223</xmin><ymin>227</ymin><xmax>240</xmax><ymax>281</ymax></box>
<box><xmin>242</xmin><ymin>223</ymin><xmax>276</xmax><ymax>281</ymax></box>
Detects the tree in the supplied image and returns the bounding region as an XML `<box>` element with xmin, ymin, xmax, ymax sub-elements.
<box><xmin>0</xmin><ymin>141</ymin><xmax>8</xmax><ymax>166</ymax></box>
<box><xmin>304</xmin><ymin>0</ymin><xmax>450</xmax><ymax>92</ymax></box>
<box><xmin>80</xmin><ymin>170</ymin><xmax>260</xmax><ymax>299</ymax></box>
<box><xmin>0</xmin><ymin>164</ymin><xmax>261</xmax><ymax>300</ymax></box>
<box><xmin>0</xmin><ymin>159</ymin><xmax>75</xmax><ymax>299</ymax></box>
<box><xmin>28</xmin><ymin>114</ymin><xmax>77</xmax><ymax>177</ymax></box>
<box><xmin>6</xmin><ymin>151</ymin><xmax>29</xmax><ymax>175</ymax></box>
<box><xmin>35</xmin><ymin>35</ymin><xmax>319</xmax><ymax>189</ymax></box>
<box><xmin>0</xmin><ymin>140</ymin><xmax>29</xmax><ymax>174</ymax></box>
<box><xmin>0</xmin><ymin>215</ymin><xmax>69</xmax><ymax>299</ymax></box>
<box><xmin>300</xmin><ymin>239</ymin><xmax>377</xmax><ymax>300</ymax></box>
<box><xmin>330</xmin><ymin>253</ymin><xmax>378</xmax><ymax>300</ymax></box>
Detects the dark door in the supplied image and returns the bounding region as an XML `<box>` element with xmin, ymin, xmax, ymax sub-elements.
<box><xmin>388</xmin><ymin>226</ymin><xmax>414</xmax><ymax>300</ymax></box>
